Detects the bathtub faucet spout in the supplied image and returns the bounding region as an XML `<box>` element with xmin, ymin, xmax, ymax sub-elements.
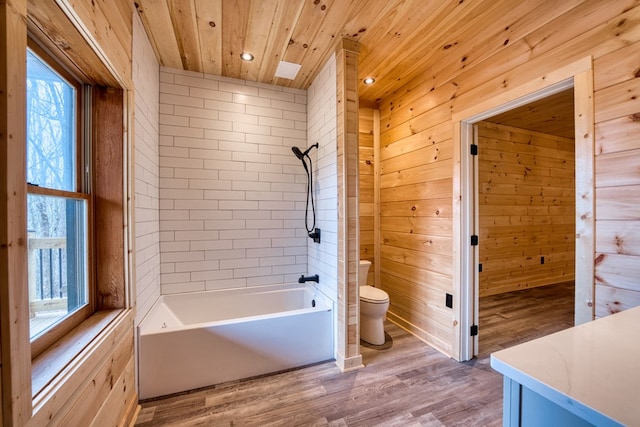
<box><xmin>298</xmin><ymin>274</ymin><xmax>319</xmax><ymax>284</ymax></box>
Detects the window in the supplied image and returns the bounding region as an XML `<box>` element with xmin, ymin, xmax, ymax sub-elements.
<box><xmin>26</xmin><ymin>45</ymin><xmax>92</xmax><ymax>356</ymax></box>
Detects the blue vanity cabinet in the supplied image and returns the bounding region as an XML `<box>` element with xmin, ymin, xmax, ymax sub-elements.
<box><xmin>491</xmin><ymin>306</ymin><xmax>640</xmax><ymax>427</ymax></box>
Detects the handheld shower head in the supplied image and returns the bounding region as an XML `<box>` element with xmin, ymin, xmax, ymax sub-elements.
<box><xmin>291</xmin><ymin>146</ymin><xmax>305</xmax><ymax>160</ymax></box>
<box><xmin>292</xmin><ymin>143</ymin><xmax>319</xmax><ymax>160</ymax></box>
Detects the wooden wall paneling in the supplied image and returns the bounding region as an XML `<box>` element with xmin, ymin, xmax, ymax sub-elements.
<box><xmin>54</xmin><ymin>0</ymin><xmax>132</xmax><ymax>87</ymax></box>
<box><xmin>595</xmin><ymin>150</ymin><xmax>640</xmax><ymax>187</ymax></box>
<box><xmin>29</xmin><ymin>312</ymin><xmax>134</xmax><ymax>425</ymax></box>
<box><xmin>53</xmin><ymin>325</ymin><xmax>133</xmax><ymax>425</ymax></box>
<box><xmin>381</xmin><ymin>245</ymin><xmax>453</xmax><ymax>275</ymax></box>
<box><xmin>379</xmin><ymin>198</ymin><xmax>452</xmax><ymax>219</ymax></box>
<box><xmin>453</xmin><ymin>0</ymin><xmax>640</xmax><ymax>106</ymax></box>
<box><xmin>594</xmin><ymin>78</ymin><xmax>640</xmax><ymax>123</ymax></box>
<box><xmin>92</xmin><ymin>358</ymin><xmax>136</xmax><ymax>426</ymax></box>
<box><xmin>595</xmin><ymin>115</ymin><xmax>640</xmax><ymax>155</ymax></box>
<box><xmin>594</xmin><ymin>253</ymin><xmax>640</xmax><ymax>291</ymax></box>
<box><xmin>380</xmin><ymin>162</ymin><xmax>452</xmax><ymax>190</ymax></box>
<box><xmin>380</xmin><ymin>105</ymin><xmax>453</xmax><ymax>148</ymax></box>
<box><xmin>380</xmin><ymin>141</ymin><xmax>453</xmax><ymax>175</ymax></box>
<box><xmin>596</xmin><ymin>221</ymin><xmax>640</xmax><ymax>256</ymax></box>
<box><xmin>477</xmin><ymin>122</ymin><xmax>575</xmax><ymax>297</ymax></box>
<box><xmin>380</xmin><ymin>121</ymin><xmax>451</xmax><ymax>161</ymax></box>
<box><xmin>382</xmin><ymin>231</ymin><xmax>452</xmax><ymax>257</ymax></box>
<box><xmin>596</xmin><ymin>186</ymin><xmax>640</xmax><ymax>220</ymax></box>
<box><xmin>358</xmin><ymin>107</ymin><xmax>374</xmax><ymax>271</ymax></box>
<box><xmin>592</xmin><ymin>43</ymin><xmax>638</xmax><ymax>317</ymax></box>
<box><xmin>93</xmin><ymin>87</ymin><xmax>126</xmax><ymax>310</ymax></box>
<box><xmin>372</xmin><ymin>0</ymin><xmax>587</xmax><ymax>119</ymax></box>
<box><xmin>26</xmin><ymin>0</ymin><xmax>120</xmax><ymax>87</ymax></box>
<box><xmin>379</xmin><ymin>81</ymin><xmax>459</xmax><ymax>133</ymax></box>
<box><xmin>373</xmin><ymin>109</ymin><xmax>381</xmax><ymax>288</ymax></box>
<box><xmin>380</xmin><ymin>269</ymin><xmax>453</xmax><ymax>355</ymax></box>
<box><xmin>593</xmin><ymin>40</ymin><xmax>640</xmax><ymax>91</ymax></box>
<box><xmin>168</xmin><ymin>0</ymin><xmax>202</xmax><ymax>72</ymax></box>
<box><xmin>595</xmin><ymin>285</ymin><xmax>640</xmax><ymax>317</ymax></box>
<box><xmin>65</xmin><ymin>0</ymin><xmax>132</xmax><ymax>68</ymax></box>
<box><xmin>0</xmin><ymin>0</ymin><xmax>31</xmax><ymax>424</ymax></box>
<box><xmin>380</xmin><ymin>1</ymin><xmax>640</xmax><ymax>358</ymax></box>
<box><xmin>134</xmin><ymin>0</ymin><xmax>182</xmax><ymax>69</ymax></box>
<box><xmin>194</xmin><ymin>0</ymin><xmax>222</xmax><ymax>76</ymax></box>
<box><xmin>381</xmin><ymin>216</ymin><xmax>452</xmax><ymax>237</ymax></box>
<box><xmin>380</xmin><ymin>178</ymin><xmax>452</xmax><ymax>202</ymax></box>
<box><xmin>452</xmin><ymin>5</ymin><xmax>640</xmax><ymax>113</ymax></box>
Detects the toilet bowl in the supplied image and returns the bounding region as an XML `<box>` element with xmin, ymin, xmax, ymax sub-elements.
<box><xmin>359</xmin><ymin>260</ymin><xmax>390</xmax><ymax>345</ymax></box>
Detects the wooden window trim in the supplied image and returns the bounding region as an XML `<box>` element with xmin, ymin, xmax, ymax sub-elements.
<box><xmin>25</xmin><ymin>32</ymin><xmax>126</xmax><ymax>393</ymax></box>
<box><xmin>26</xmin><ymin>39</ymin><xmax>96</xmax><ymax>360</ymax></box>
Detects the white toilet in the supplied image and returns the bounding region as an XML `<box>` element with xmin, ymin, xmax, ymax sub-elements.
<box><xmin>359</xmin><ymin>260</ymin><xmax>390</xmax><ymax>345</ymax></box>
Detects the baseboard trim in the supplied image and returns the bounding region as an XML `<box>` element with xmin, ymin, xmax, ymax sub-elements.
<box><xmin>335</xmin><ymin>353</ymin><xmax>364</xmax><ymax>372</ymax></box>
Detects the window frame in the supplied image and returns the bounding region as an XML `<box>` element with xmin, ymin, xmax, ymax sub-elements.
<box><xmin>26</xmin><ymin>39</ymin><xmax>96</xmax><ymax>360</ymax></box>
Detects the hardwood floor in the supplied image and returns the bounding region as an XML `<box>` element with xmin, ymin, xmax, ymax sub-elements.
<box><xmin>478</xmin><ymin>281</ymin><xmax>575</xmax><ymax>357</ymax></box>
<box><xmin>136</xmin><ymin>283</ymin><xmax>574</xmax><ymax>426</ymax></box>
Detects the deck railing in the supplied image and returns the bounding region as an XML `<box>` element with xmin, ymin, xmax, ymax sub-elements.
<box><xmin>28</xmin><ymin>232</ymin><xmax>67</xmax><ymax>318</ymax></box>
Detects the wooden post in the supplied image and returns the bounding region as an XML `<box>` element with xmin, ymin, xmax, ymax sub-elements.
<box><xmin>0</xmin><ymin>0</ymin><xmax>32</xmax><ymax>424</ymax></box>
<box><xmin>335</xmin><ymin>39</ymin><xmax>363</xmax><ymax>371</ymax></box>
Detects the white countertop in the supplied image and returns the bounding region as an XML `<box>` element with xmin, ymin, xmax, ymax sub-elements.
<box><xmin>491</xmin><ymin>305</ymin><xmax>640</xmax><ymax>426</ymax></box>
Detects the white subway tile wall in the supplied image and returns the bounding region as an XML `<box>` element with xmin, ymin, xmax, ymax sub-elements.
<box><xmin>307</xmin><ymin>54</ymin><xmax>339</xmax><ymax>303</ymax></box>
<box><xmin>159</xmin><ymin>67</ymin><xmax>310</xmax><ymax>293</ymax></box>
<box><xmin>133</xmin><ymin>12</ymin><xmax>161</xmax><ymax>325</ymax></box>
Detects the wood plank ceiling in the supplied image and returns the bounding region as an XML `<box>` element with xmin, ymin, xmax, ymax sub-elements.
<box><xmin>133</xmin><ymin>0</ymin><xmax>507</xmax><ymax>104</ymax></box>
<box><xmin>134</xmin><ymin>0</ymin><xmax>578</xmax><ymax>141</ymax></box>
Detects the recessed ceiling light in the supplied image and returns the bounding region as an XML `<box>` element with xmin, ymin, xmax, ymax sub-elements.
<box><xmin>363</xmin><ymin>77</ymin><xmax>375</xmax><ymax>85</ymax></box>
<box><xmin>240</xmin><ymin>52</ymin><xmax>254</xmax><ymax>61</ymax></box>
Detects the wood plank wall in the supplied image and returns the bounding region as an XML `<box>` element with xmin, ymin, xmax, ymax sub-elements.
<box><xmin>1</xmin><ymin>0</ymin><xmax>137</xmax><ymax>425</ymax></box>
<box><xmin>376</xmin><ymin>0</ymin><xmax>640</xmax><ymax>357</ymax></box>
<box><xmin>594</xmin><ymin>37</ymin><xmax>640</xmax><ymax>317</ymax></box>
<box><xmin>477</xmin><ymin>122</ymin><xmax>575</xmax><ymax>297</ymax></box>
<box><xmin>359</xmin><ymin>107</ymin><xmax>375</xmax><ymax>284</ymax></box>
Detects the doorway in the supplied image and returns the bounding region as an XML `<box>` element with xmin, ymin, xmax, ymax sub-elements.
<box><xmin>453</xmin><ymin>60</ymin><xmax>596</xmax><ymax>361</ymax></box>
<box><xmin>474</xmin><ymin>89</ymin><xmax>576</xmax><ymax>356</ymax></box>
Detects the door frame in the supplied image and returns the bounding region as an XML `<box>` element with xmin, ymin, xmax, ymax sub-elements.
<box><xmin>452</xmin><ymin>57</ymin><xmax>595</xmax><ymax>361</ymax></box>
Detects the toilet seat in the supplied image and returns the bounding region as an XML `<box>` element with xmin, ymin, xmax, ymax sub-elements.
<box><xmin>360</xmin><ymin>286</ymin><xmax>389</xmax><ymax>304</ymax></box>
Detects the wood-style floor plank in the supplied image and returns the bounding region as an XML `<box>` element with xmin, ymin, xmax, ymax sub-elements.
<box><xmin>137</xmin><ymin>283</ymin><xmax>574</xmax><ymax>426</ymax></box>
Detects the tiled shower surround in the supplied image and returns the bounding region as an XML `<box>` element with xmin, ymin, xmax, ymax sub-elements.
<box><xmin>158</xmin><ymin>67</ymin><xmax>321</xmax><ymax>294</ymax></box>
<box><xmin>133</xmin><ymin>12</ymin><xmax>160</xmax><ymax>325</ymax></box>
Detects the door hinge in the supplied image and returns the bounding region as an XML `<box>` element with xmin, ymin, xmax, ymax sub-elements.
<box><xmin>471</xmin><ymin>235</ymin><xmax>478</xmax><ymax>246</ymax></box>
<box><xmin>470</xmin><ymin>144</ymin><xmax>478</xmax><ymax>156</ymax></box>
<box><xmin>471</xmin><ymin>325</ymin><xmax>478</xmax><ymax>336</ymax></box>
<box><xmin>478</xmin><ymin>263</ymin><xmax>483</xmax><ymax>273</ymax></box>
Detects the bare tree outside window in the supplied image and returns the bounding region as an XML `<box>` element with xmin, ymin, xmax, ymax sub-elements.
<box><xmin>26</xmin><ymin>50</ymin><xmax>87</xmax><ymax>340</ymax></box>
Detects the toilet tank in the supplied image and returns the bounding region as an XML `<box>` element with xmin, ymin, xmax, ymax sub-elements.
<box><xmin>359</xmin><ymin>260</ymin><xmax>371</xmax><ymax>287</ymax></box>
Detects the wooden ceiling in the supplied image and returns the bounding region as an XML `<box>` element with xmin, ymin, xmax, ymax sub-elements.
<box><xmin>134</xmin><ymin>0</ymin><xmax>544</xmax><ymax>104</ymax></box>
<box><xmin>486</xmin><ymin>89</ymin><xmax>575</xmax><ymax>139</ymax></box>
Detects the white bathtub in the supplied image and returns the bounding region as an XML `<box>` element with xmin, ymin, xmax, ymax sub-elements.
<box><xmin>138</xmin><ymin>283</ymin><xmax>334</xmax><ymax>399</ymax></box>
